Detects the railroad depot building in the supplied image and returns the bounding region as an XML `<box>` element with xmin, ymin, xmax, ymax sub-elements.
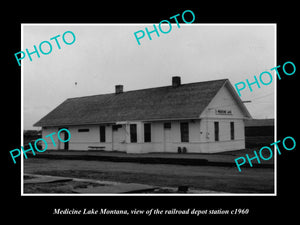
<box><xmin>34</xmin><ymin>77</ymin><xmax>252</xmax><ymax>153</ymax></box>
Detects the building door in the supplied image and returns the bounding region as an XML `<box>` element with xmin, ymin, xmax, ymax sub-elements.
<box><xmin>58</xmin><ymin>128</ymin><xmax>69</xmax><ymax>150</ymax></box>
<box><xmin>63</xmin><ymin>131</ymin><xmax>69</xmax><ymax>150</ymax></box>
<box><xmin>112</xmin><ymin>125</ymin><xmax>124</xmax><ymax>151</ymax></box>
<box><xmin>163</xmin><ymin>122</ymin><xmax>172</xmax><ymax>152</ymax></box>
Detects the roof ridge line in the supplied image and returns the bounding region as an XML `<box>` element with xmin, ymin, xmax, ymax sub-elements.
<box><xmin>66</xmin><ymin>78</ymin><xmax>229</xmax><ymax>100</ymax></box>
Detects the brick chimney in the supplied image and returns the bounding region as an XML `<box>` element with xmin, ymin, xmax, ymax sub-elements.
<box><xmin>115</xmin><ymin>85</ymin><xmax>123</xmax><ymax>94</ymax></box>
<box><xmin>172</xmin><ymin>76</ymin><xmax>181</xmax><ymax>87</ymax></box>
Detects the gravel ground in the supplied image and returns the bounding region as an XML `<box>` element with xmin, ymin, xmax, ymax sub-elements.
<box><xmin>24</xmin><ymin>158</ymin><xmax>274</xmax><ymax>193</ymax></box>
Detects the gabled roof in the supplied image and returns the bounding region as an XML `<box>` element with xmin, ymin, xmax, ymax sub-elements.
<box><xmin>34</xmin><ymin>79</ymin><xmax>249</xmax><ymax>127</ymax></box>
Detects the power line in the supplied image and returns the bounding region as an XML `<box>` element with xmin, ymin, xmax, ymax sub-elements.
<box><xmin>248</xmin><ymin>92</ymin><xmax>274</xmax><ymax>101</ymax></box>
<box><xmin>207</xmin><ymin>92</ymin><xmax>274</xmax><ymax>110</ymax></box>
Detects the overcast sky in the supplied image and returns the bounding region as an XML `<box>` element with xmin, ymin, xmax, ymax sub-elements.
<box><xmin>22</xmin><ymin>24</ymin><xmax>275</xmax><ymax>130</ymax></box>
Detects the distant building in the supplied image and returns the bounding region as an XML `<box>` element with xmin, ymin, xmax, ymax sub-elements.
<box><xmin>245</xmin><ymin>119</ymin><xmax>274</xmax><ymax>148</ymax></box>
<box><xmin>24</xmin><ymin>130</ymin><xmax>42</xmax><ymax>145</ymax></box>
<box><xmin>34</xmin><ymin>76</ymin><xmax>252</xmax><ymax>153</ymax></box>
<box><xmin>245</xmin><ymin>119</ymin><xmax>274</xmax><ymax>135</ymax></box>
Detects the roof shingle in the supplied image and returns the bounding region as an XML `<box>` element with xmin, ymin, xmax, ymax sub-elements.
<box><xmin>34</xmin><ymin>79</ymin><xmax>228</xmax><ymax>127</ymax></box>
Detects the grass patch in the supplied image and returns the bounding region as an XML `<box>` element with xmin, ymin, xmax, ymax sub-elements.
<box><xmin>24</xmin><ymin>180</ymin><xmax>105</xmax><ymax>193</ymax></box>
<box><xmin>33</xmin><ymin>169</ymin><xmax>274</xmax><ymax>193</ymax></box>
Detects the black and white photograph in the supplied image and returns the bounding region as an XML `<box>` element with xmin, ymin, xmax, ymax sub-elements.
<box><xmin>22</xmin><ymin>24</ymin><xmax>275</xmax><ymax>195</ymax></box>
<box><xmin>4</xmin><ymin>4</ymin><xmax>298</xmax><ymax>221</ymax></box>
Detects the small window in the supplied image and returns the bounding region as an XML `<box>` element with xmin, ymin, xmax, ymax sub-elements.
<box><xmin>180</xmin><ymin>122</ymin><xmax>189</xmax><ymax>142</ymax></box>
<box><xmin>230</xmin><ymin>122</ymin><xmax>234</xmax><ymax>140</ymax></box>
<box><xmin>164</xmin><ymin>122</ymin><xmax>171</xmax><ymax>129</ymax></box>
<box><xmin>100</xmin><ymin>126</ymin><xmax>106</xmax><ymax>142</ymax></box>
<box><xmin>214</xmin><ymin>122</ymin><xmax>219</xmax><ymax>141</ymax></box>
<box><xmin>78</xmin><ymin>128</ymin><xmax>89</xmax><ymax>132</ymax></box>
<box><xmin>130</xmin><ymin>124</ymin><xmax>137</xmax><ymax>143</ymax></box>
<box><xmin>144</xmin><ymin>123</ymin><xmax>151</xmax><ymax>142</ymax></box>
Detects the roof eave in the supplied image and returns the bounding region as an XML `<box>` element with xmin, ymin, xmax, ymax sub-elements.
<box><xmin>224</xmin><ymin>80</ymin><xmax>252</xmax><ymax>119</ymax></box>
<box><xmin>33</xmin><ymin>116</ymin><xmax>203</xmax><ymax>127</ymax></box>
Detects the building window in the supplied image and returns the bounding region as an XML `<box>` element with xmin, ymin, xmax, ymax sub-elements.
<box><xmin>230</xmin><ymin>122</ymin><xmax>234</xmax><ymax>140</ymax></box>
<box><xmin>180</xmin><ymin>122</ymin><xmax>189</xmax><ymax>142</ymax></box>
<box><xmin>164</xmin><ymin>122</ymin><xmax>171</xmax><ymax>129</ymax></box>
<box><xmin>130</xmin><ymin>124</ymin><xmax>137</xmax><ymax>143</ymax></box>
<box><xmin>214</xmin><ymin>121</ymin><xmax>219</xmax><ymax>141</ymax></box>
<box><xmin>100</xmin><ymin>125</ymin><xmax>106</xmax><ymax>142</ymax></box>
<box><xmin>144</xmin><ymin>123</ymin><xmax>151</xmax><ymax>142</ymax></box>
<box><xmin>78</xmin><ymin>128</ymin><xmax>89</xmax><ymax>132</ymax></box>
